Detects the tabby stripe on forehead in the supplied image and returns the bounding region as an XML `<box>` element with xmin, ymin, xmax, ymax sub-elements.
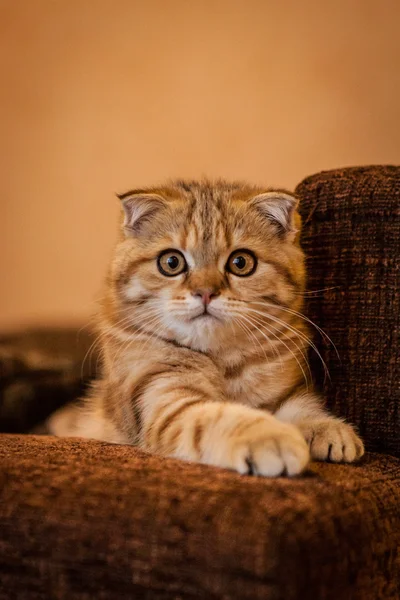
<box><xmin>180</xmin><ymin>199</ymin><xmax>196</xmax><ymax>249</ymax></box>
<box><xmin>223</xmin><ymin>222</ymin><xmax>232</xmax><ymax>248</ymax></box>
<box><xmin>186</xmin><ymin>196</ymin><xmax>196</xmax><ymax>222</ymax></box>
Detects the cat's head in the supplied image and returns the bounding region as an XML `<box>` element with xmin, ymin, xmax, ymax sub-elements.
<box><xmin>107</xmin><ymin>179</ymin><xmax>305</xmax><ymax>351</ymax></box>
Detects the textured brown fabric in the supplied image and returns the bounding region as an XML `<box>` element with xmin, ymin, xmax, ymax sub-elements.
<box><xmin>0</xmin><ymin>328</ymin><xmax>97</xmax><ymax>433</ymax></box>
<box><xmin>0</xmin><ymin>434</ymin><xmax>399</xmax><ymax>600</ymax></box>
<box><xmin>1</xmin><ymin>166</ymin><xmax>399</xmax><ymax>599</ymax></box>
<box><xmin>296</xmin><ymin>166</ymin><xmax>400</xmax><ymax>458</ymax></box>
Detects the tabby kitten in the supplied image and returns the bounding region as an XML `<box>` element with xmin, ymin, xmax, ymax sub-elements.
<box><xmin>48</xmin><ymin>179</ymin><xmax>364</xmax><ymax>476</ymax></box>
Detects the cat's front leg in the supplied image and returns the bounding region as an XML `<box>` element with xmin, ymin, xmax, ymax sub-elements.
<box><xmin>274</xmin><ymin>392</ymin><xmax>364</xmax><ymax>463</ymax></box>
<box><xmin>196</xmin><ymin>403</ymin><xmax>310</xmax><ymax>476</ymax></box>
<box><xmin>141</xmin><ymin>375</ymin><xmax>309</xmax><ymax>476</ymax></box>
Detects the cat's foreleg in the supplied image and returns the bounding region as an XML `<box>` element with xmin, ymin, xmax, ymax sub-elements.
<box><xmin>274</xmin><ymin>392</ymin><xmax>364</xmax><ymax>463</ymax></box>
<box><xmin>138</xmin><ymin>370</ymin><xmax>310</xmax><ymax>476</ymax></box>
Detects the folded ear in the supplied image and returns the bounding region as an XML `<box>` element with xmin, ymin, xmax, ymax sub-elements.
<box><xmin>250</xmin><ymin>191</ymin><xmax>299</xmax><ymax>240</ymax></box>
<box><xmin>117</xmin><ymin>191</ymin><xmax>166</xmax><ymax>234</ymax></box>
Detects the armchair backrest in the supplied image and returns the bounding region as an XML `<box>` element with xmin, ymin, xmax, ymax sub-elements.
<box><xmin>297</xmin><ymin>166</ymin><xmax>400</xmax><ymax>458</ymax></box>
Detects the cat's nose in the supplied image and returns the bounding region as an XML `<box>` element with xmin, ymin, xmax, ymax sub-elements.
<box><xmin>191</xmin><ymin>289</ymin><xmax>220</xmax><ymax>306</ymax></box>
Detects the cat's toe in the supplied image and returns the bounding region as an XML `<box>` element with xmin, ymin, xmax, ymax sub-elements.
<box><xmin>251</xmin><ymin>426</ymin><xmax>310</xmax><ymax>477</ymax></box>
<box><xmin>343</xmin><ymin>431</ymin><xmax>364</xmax><ymax>462</ymax></box>
<box><xmin>303</xmin><ymin>420</ymin><xmax>364</xmax><ymax>463</ymax></box>
<box><xmin>204</xmin><ymin>411</ymin><xmax>310</xmax><ymax>477</ymax></box>
<box><xmin>251</xmin><ymin>445</ymin><xmax>286</xmax><ymax>477</ymax></box>
<box><xmin>277</xmin><ymin>432</ymin><xmax>310</xmax><ymax>475</ymax></box>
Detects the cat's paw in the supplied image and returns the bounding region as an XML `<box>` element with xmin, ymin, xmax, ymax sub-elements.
<box><xmin>298</xmin><ymin>419</ymin><xmax>364</xmax><ymax>463</ymax></box>
<box><xmin>203</xmin><ymin>413</ymin><xmax>310</xmax><ymax>477</ymax></box>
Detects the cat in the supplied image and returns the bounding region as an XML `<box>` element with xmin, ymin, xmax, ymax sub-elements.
<box><xmin>48</xmin><ymin>179</ymin><xmax>364</xmax><ymax>476</ymax></box>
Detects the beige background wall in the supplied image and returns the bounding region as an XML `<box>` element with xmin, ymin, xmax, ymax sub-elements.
<box><xmin>1</xmin><ymin>0</ymin><xmax>399</xmax><ymax>330</ymax></box>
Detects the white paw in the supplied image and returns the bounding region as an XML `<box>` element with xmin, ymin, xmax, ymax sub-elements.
<box><xmin>203</xmin><ymin>411</ymin><xmax>310</xmax><ymax>477</ymax></box>
<box><xmin>298</xmin><ymin>419</ymin><xmax>364</xmax><ymax>463</ymax></box>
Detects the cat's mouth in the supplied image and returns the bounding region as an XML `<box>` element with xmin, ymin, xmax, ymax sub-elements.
<box><xmin>190</xmin><ymin>308</ymin><xmax>221</xmax><ymax>322</ymax></box>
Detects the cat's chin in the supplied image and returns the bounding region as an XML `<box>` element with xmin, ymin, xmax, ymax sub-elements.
<box><xmin>187</xmin><ymin>314</ymin><xmax>221</xmax><ymax>336</ymax></box>
<box><xmin>170</xmin><ymin>314</ymin><xmax>227</xmax><ymax>352</ymax></box>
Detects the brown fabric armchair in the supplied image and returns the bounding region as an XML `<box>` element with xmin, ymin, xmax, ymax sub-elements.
<box><xmin>0</xmin><ymin>166</ymin><xmax>399</xmax><ymax>599</ymax></box>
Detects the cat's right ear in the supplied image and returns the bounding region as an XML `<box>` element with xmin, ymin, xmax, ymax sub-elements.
<box><xmin>117</xmin><ymin>191</ymin><xmax>166</xmax><ymax>234</ymax></box>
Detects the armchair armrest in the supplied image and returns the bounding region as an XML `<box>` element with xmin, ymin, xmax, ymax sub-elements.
<box><xmin>296</xmin><ymin>166</ymin><xmax>400</xmax><ymax>458</ymax></box>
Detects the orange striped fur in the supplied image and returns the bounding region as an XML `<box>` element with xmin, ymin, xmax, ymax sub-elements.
<box><xmin>48</xmin><ymin>179</ymin><xmax>364</xmax><ymax>476</ymax></box>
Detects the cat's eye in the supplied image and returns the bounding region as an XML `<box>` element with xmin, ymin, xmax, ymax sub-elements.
<box><xmin>226</xmin><ymin>250</ymin><xmax>257</xmax><ymax>277</ymax></box>
<box><xmin>157</xmin><ymin>250</ymin><xmax>187</xmax><ymax>277</ymax></box>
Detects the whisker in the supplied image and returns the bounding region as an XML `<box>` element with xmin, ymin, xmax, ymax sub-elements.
<box><xmin>81</xmin><ymin>312</ymin><xmax>138</xmax><ymax>379</ymax></box>
<box><xmin>292</xmin><ymin>286</ymin><xmax>339</xmax><ymax>297</ymax></box>
<box><xmin>234</xmin><ymin>312</ymin><xmax>280</xmax><ymax>364</ymax></box>
<box><xmin>81</xmin><ymin>335</ymin><xmax>101</xmax><ymax>380</ymax></box>
<box><xmin>233</xmin><ymin>314</ymin><xmax>270</xmax><ymax>365</ymax></box>
<box><xmin>238</xmin><ymin>312</ymin><xmax>309</xmax><ymax>388</ymax></box>
<box><xmin>108</xmin><ymin>312</ymin><xmax>164</xmax><ymax>373</ymax></box>
<box><xmin>100</xmin><ymin>307</ymin><xmax>164</xmax><ymax>372</ymax></box>
<box><xmin>250</xmin><ymin>300</ymin><xmax>340</xmax><ymax>362</ymax></box>
<box><xmin>76</xmin><ymin>316</ymin><xmax>97</xmax><ymax>341</ymax></box>
<box><xmin>233</xmin><ymin>318</ymin><xmax>258</xmax><ymax>354</ymax></box>
<box><xmin>241</xmin><ymin>310</ymin><xmax>311</xmax><ymax>381</ymax></box>
<box><xmin>91</xmin><ymin>317</ymin><xmax>141</xmax><ymax>377</ymax></box>
<box><xmin>134</xmin><ymin>313</ymin><xmax>165</xmax><ymax>354</ymax></box>
<box><xmin>243</xmin><ymin>306</ymin><xmax>330</xmax><ymax>381</ymax></box>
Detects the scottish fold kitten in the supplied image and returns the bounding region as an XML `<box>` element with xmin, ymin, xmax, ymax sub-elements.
<box><xmin>48</xmin><ymin>179</ymin><xmax>364</xmax><ymax>476</ymax></box>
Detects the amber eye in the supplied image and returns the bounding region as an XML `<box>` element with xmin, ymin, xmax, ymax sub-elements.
<box><xmin>226</xmin><ymin>250</ymin><xmax>257</xmax><ymax>277</ymax></box>
<box><xmin>157</xmin><ymin>250</ymin><xmax>187</xmax><ymax>277</ymax></box>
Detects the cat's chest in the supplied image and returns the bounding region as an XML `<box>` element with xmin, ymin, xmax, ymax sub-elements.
<box><xmin>215</xmin><ymin>351</ymin><xmax>284</xmax><ymax>409</ymax></box>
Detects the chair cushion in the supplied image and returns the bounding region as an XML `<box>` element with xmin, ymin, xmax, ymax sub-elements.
<box><xmin>0</xmin><ymin>328</ymin><xmax>96</xmax><ymax>433</ymax></box>
<box><xmin>296</xmin><ymin>166</ymin><xmax>400</xmax><ymax>458</ymax></box>
<box><xmin>1</xmin><ymin>434</ymin><xmax>399</xmax><ymax>599</ymax></box>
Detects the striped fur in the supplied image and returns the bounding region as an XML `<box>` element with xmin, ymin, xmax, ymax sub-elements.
<box><xmin>48</xmin><ymin>179</ymin><xmax>364</xmax><ymax>476</ymax></box>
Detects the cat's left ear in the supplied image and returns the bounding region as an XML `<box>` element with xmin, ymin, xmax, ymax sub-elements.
<box><xmin>250</xmin><ymin>191</ymin><xmax>300</xmax><ymax>241</ymax></box>
<box><xmin>117</xmin><ymin>190</ymin><xmax>166</xmax><ymax>235</ymax></box>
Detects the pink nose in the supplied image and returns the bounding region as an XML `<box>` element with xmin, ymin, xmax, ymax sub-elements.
<box><xmin>192</xmin><ymin>290</ymin><xmax>220</xmax><ymax>306</ymax></box>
